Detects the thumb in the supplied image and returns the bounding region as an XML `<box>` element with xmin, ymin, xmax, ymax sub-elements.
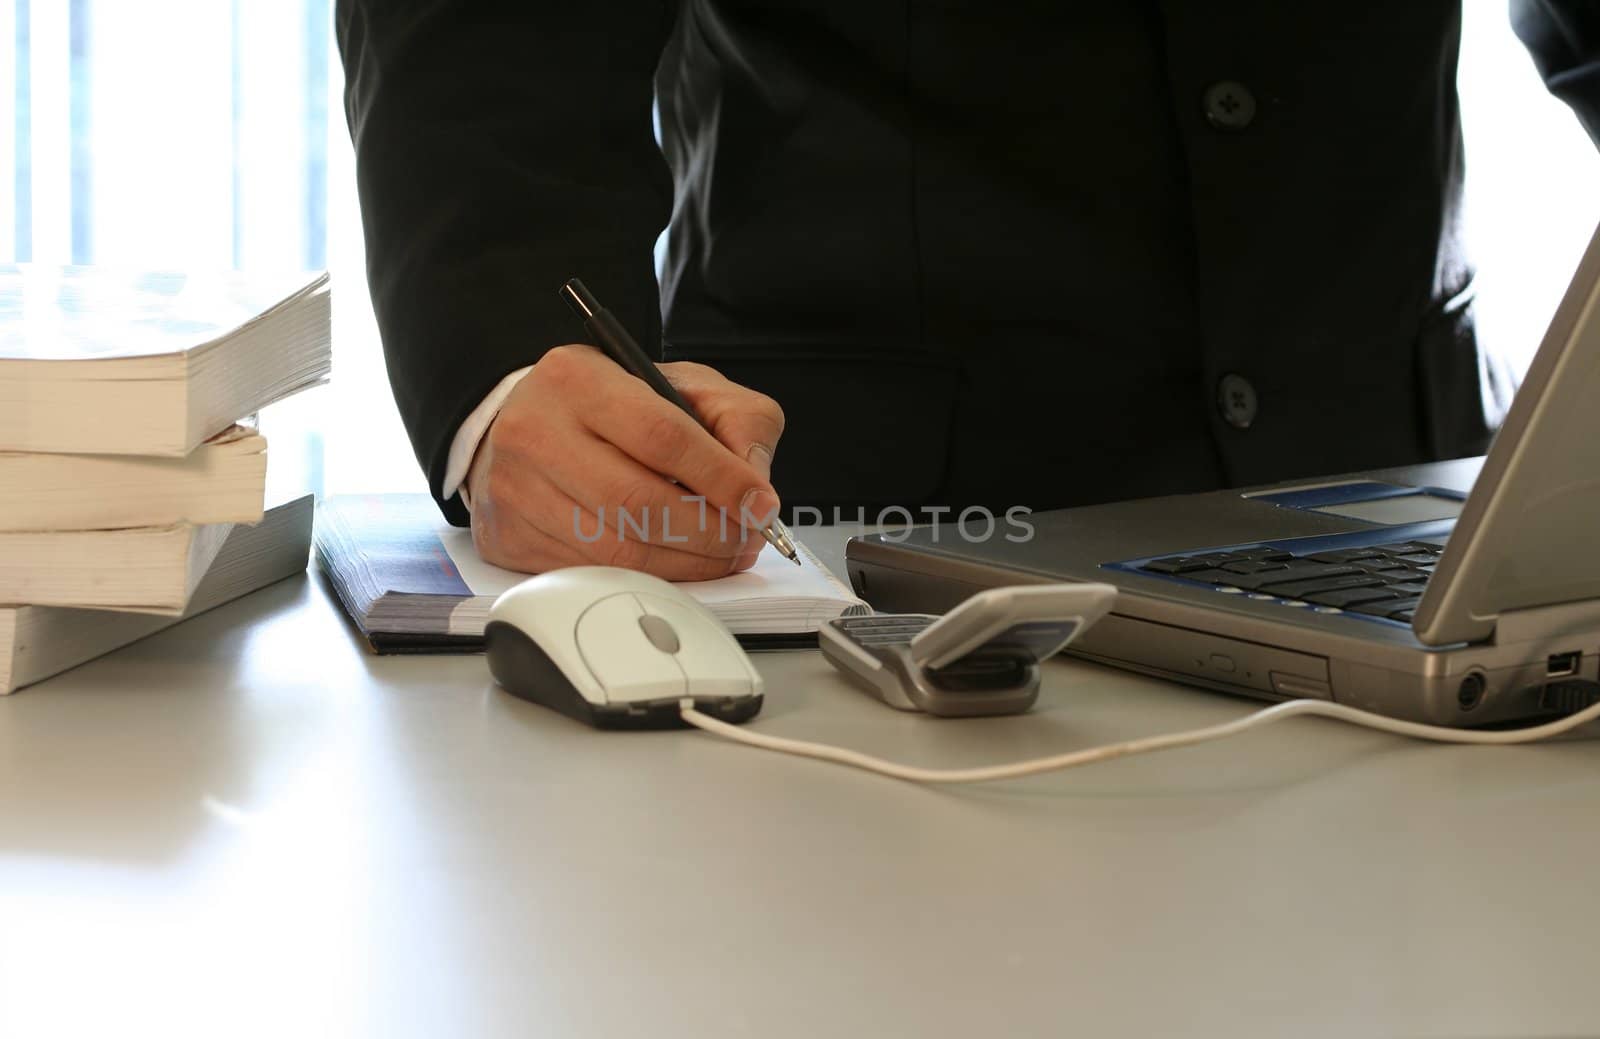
<box><xmin>662</xmin><ymin>362</ymin><xmax>785</xmax><ymax>480</ymax></box>
<box><xmin>745</xmin><ymin>441</ymin><xmax>774</xmax><ymax>481</ymax></box>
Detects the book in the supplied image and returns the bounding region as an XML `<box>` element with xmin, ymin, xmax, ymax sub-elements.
<box><xmin>0</xmin><ymin>519</ymin><xmax>234</xmax><ymax>614</ymax></box>
<box><xmin>315</xmin><ymin>494</ymin><xmax>869</xmax><ymax>652</ymax></box>
<box><xmin>0</xmin><ymin>495</ymin><xmax>313</xmax><ymax>695</ymax></box>
<box><xmin>0</xmin><ymin>423</ymin><xmax>266</xmax><ymax>531</ymax></box>
<box><xmin>0</xmin><ymin>266</ymin><xmax>331</xmax><ymax>455</ymax></box>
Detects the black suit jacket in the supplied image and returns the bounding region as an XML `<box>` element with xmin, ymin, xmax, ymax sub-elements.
<box><xmin>337</xmin><ymin>0</ymin><xmax>1599</xmax><ymax>527</ymax></box>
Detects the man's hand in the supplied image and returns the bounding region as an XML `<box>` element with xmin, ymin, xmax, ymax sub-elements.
<box><xmin>466</xmin><ymin>345</ymin><xmax>785</xmax><ymax>579</ymax></box>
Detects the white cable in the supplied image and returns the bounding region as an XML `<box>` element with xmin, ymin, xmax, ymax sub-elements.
<box><xmin>677</xmin><ymin>694</ymin><xmax>1600</xmax><ymax>785</ymax></box>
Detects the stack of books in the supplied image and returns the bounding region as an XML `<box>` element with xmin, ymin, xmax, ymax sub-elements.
<box><xmin>0</xmin><ymin>266</ymin><xmax>332</xmax><ymax>694</ymax></box>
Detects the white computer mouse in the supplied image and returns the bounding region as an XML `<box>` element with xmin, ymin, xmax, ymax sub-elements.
<box><xmin>485</xmin><ymin>566</ymin><xmax>764</xmax><ymax>729</ymax></box>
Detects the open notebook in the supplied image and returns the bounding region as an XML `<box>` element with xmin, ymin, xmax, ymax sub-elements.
<box><xmin>315</xmin><ymin>495</ymin><xmax>868</xmax><ymax>652</ymax></box>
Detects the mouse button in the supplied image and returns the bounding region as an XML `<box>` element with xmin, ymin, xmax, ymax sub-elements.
<box><xmin>637</xmin><ymin>614</ymin><xmax>680</xmax><ymax>653</ymax></box>
<box><xmin>634</xmin><ymin>594</ymin><xmax>762</xmax><ymax>697</ymax></box>
<box><xmin>575</xmin><ymin>593</ymin><xmax>687</xmax><ymax>704</ymax></box>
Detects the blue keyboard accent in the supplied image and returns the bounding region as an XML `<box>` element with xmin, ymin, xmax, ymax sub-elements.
<box><xmin>1101</xmin><ymin>519</ymin><xmax>1456</xmax><ymax>629</ymax></box>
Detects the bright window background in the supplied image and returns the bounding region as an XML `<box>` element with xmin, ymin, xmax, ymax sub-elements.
<box><xmin>1</xmin><ymin>0</ymin><xmax>420</xmax><ymax>496</ymax></box>
<box><xmin>1460</xmin><ymin>2</ymin><xmax>1600</xmax><ymax>374</ymax></box>
<box><xmin>1</xmin><ymin>2</ymin><xmax>1596</xmax><ymax>496</ymax></box>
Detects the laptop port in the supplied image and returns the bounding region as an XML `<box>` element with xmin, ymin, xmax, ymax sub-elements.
<box><xmin>1546</xmin><ymin>651</ymin><xmax>1582</xmax><ymax>679</ymax></box>
<box><xmin>1457</xmin><ymin>672</ymin><xmax>1486</xmax><ymax>711</ymax></box>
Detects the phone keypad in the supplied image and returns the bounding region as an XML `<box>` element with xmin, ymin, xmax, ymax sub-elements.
<box><xmin>834</xmin><ymin>615</ymin><xmax>934</xmax><ymax>647</ymax></box>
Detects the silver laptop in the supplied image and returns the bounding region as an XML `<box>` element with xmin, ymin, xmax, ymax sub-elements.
<box><xmin>844</xmin><ymin>224</ymin><xmax>1600</xmax><ymax>727</ymax></box>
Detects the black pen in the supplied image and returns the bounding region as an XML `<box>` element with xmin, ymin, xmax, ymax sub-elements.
<box><xmin>559</xmin><ymin>277</ymin><xmax>801</xmax><ymax>566</ymax></box>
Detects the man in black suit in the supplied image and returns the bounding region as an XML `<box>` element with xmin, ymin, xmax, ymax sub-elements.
<box><xmin>337</xmin><ymin>1</ymin><xmax>1598</xmax><ymax>578</ymax></box>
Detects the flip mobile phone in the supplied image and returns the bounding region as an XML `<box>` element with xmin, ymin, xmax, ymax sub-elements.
<box><xmin>819</xmin><ymin>583</ymin><xmax>1118</xmax><ymax>717</ymax></box>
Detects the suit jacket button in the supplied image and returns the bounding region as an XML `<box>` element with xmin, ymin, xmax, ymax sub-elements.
<box><xmin>1218</xmin><ymin>373</ymin><xmax>1258</xmax><ymax>429</ymax></box>
<box><xmin>1204</xmin><ymin>81</ymin><xmax>1257</xmax><ymax>131</ymax></box>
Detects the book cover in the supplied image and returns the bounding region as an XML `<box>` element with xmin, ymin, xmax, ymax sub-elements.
<box><xmin>0</xmin><ymin>495</ymin><xmax>314</xmax><ymax>694</ymax></box>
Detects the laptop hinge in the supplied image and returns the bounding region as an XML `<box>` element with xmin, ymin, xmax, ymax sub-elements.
<box><xmin>1491</xmin><ymin>598</ymin><xmax>1600</xmax><ymax>646</ymax></box>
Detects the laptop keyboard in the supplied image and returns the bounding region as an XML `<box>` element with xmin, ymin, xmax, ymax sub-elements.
<box><xmin>1136</xmin><ymin>540</ymin><xmax>1444</xmax><ymax>622</ymax></box>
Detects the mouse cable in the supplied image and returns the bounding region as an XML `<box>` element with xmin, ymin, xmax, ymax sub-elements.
<box><xmin>677</xmin><ymin>685</ymin><xmax>1600</xmax><ymax>785</ymax></box>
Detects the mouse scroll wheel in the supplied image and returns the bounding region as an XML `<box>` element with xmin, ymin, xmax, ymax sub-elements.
<box><xmin>637</xmin><ymin>614</ymin><xmax>681</xmax><ymax>653</ymax></box>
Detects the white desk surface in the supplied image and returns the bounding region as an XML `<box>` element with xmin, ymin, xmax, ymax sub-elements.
<box><xmin>3</xmin><ymin>528</ymin><xmax>1599</xmax><ymax>1039</ymax></box>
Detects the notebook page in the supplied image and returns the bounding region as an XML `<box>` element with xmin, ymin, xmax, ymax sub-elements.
<box><xmin>680</xmin><ymin>538</ymin><xmax>857</xmax><ymax>606</ymax></box>
<box><xmin>682</xmin><ymin>539</ymin><xmax>871</xmax><ymax>633</ymax></box>
<box><xmin>437</xmin><ymin>527</ymin><xmax>525</xmax><ymax>599</ymax></box>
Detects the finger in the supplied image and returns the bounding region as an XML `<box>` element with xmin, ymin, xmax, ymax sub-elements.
<box><xmin>519</xmin><ymin>347</ymin><xmax>780</xmax><ymax>530</ymax></box>
<box><xmin>577</xmin><ymin>382</ymin><xmax>781</xmax><ymax>530</ymax></box>
<box><xmin>479</xmin><ymin>464</ymin><xmax>750</xmax><ymax>580</ymax></box>
<box><xmin>471</xmin><ymin>474</ymin><xmax>594</xmax><ymax>574</ymax></box>
<box><xmin>661</xmin><ymin>362</ymin><xmax>785</xmax><ymax>478</ymax></box>
<box><xmin>538</xmin><ymin>427</ymin><xmax>758</xmax><ymax>561</ymax></box>
<box><xmin>730</xmin><ymin>537</ymin><xmax>766</xmax><ymax>574</ymax></box>
<box><xmin>481</xmin><ymin>369</ymin><xmax>761</xmax><ymax>560</ymax></box>
<box><xmin>521</xmin><ymin>470</ymin><xmax>752</xmax><ymax>581</ymax></box>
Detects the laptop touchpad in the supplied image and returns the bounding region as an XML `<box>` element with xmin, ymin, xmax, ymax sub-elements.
<box><xmin>1309</xmin><ymin>493</ymin><xmax>1464</xmax><ymax>525</ymax></box>
<box><xmin>1246</xmin><ymin>481</ymin><xmax>1466</xmax><ymax>526</ymax></box>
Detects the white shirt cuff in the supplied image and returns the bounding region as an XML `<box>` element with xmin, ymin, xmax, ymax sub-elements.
<box><xmin>443</xmin><ymin>365</ymin><xmax>535</xmax><ymax>510</ymax></box>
